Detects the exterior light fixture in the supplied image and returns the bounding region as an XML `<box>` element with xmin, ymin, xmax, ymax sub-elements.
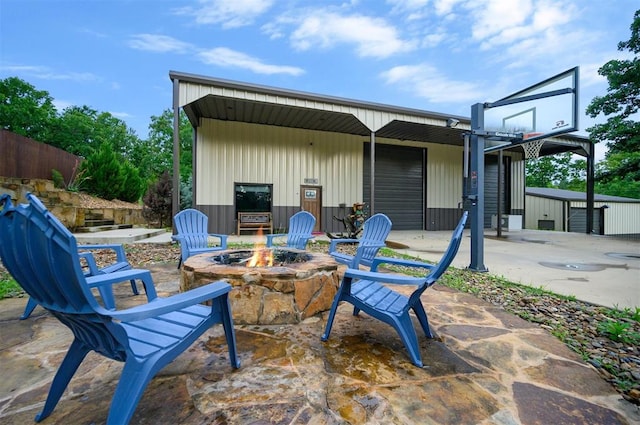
<box><xmin>447</xmin><ymin>118</ymin><xmax>460</xmax><ymax>128</ymax></box>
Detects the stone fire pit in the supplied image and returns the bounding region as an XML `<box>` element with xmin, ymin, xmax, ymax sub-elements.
<box><xmin>180</xmin><ymin>248</ymin><xmax>340</xmax><ymax>325</ymax></box>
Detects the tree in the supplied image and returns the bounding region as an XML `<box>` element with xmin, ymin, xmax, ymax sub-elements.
<box><xmin>131</xmin><ymin>109</ymin><xmax>193</xmax><ymax>184</ymax></box>
<box><xmin>142</xmin><ymin>170</ymin><xmax>173</xmax><ymax>227</ymax></box>
<box><xmin>79</xmin><ymin>143</ymin><xmax>144</xmax><ymax>202</ymax></box>
<box><xmin>49</xmin><ymin>105</ymin><xmax>140</xmax><ymax>159</ymax></box>
<box><xmin>525</xmin><ymin>153</ymin><xmax>586</xmax><ymax>191</ymax></box>
<box><xmin>0</xmin><ymin>77</ymin><xmax>58</xmax><ymax>142</ymax></box>
<box><xmin>586</xmin><ymin>9</ymin><xmax>640</xmax><ymax>198</ymax></box>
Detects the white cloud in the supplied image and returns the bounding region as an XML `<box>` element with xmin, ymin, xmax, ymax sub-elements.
<box><xmin>128</xmin><ymin>34</ymin><xmax>194</xmax><ymax>53</ymax></box>
<box><xmin>381</xmin><ymin>63</ymin><xmax>483</xmax><ymax>103</ymax></box>
<box><xmin>198</xmin><ymin>47</ymin><xmax>304</xmax><ymax>76</ymax></box>
<box><xmin>174</xmin><ymin>0</ymin><xmax>274</xmax><ymax>28</ymax></box>
<box><xmin>433</xmin><ymin>0</ymin><xmax>464</xmax><ymax>16</ymax></box>
<box><xmin>287</xmin><ymin>10</ymin><xmax>415</xmax><ymax>58</ymax></box>
<box><xmin>110</xmin><ymin>111</ymin><xmax>132</xmax><ymax>119</ymax></box>
<box><xmin>0</xmin><ymin>65</ymin><xmax>99</xmax><ymax>82</ymax></box>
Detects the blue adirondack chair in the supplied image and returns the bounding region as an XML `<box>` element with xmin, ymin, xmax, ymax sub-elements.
<box><xmin>328</xmin><ymin>213</ymin><xmax>392</xmax><ymax>268</ymax></box>
<box><xmin>266</xmin><ymin>211</ymin><xmax>316</xmax><ymax>250</ymax></box>
<box><xmin>20</xmin><ymin>243</ymin><xmax>139</xmax><ymax>319</ymax></box>
<box><xmin>172</xmin><ymin>208</ymin><xmax>228</xmax><ymax>268</ymax></box>
<box><xmin>0</xmin><ymin>193</ymin><xmax>240</xmax><ymax>425</ymax></box>
<box><xmin>322</xmin><ymin>211</ymin><xmax>468</xmax><ymax>367</ymax></box>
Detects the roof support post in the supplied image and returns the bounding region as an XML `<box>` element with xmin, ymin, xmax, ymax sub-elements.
<box><xmin>172</xmin><ymin>78</ymin><xmax>180</xmax><ymax>230</ymax></box>
<box><xmin>468</xmin><ymin>103</ymin><xmax>488</xmax><ymax>272</ymax></box>
<box><xmin>586</xmin><ymin>141</ymin><xmax>595</xmax><ymax>234</ymax></box>
<box><xmin>369</xmin><ymin>131</ymin><xmax>376</xmax><ymax>214</ymax></box>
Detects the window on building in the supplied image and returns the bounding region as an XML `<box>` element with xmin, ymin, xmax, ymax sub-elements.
<box><xmin>235</xmin><ymin>183</ymin><xmax>272</xmax><ymax>213</ymax></box>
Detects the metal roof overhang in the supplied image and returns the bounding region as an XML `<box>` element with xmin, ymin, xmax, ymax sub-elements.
<box><xmin>171</xmin><ymin>70</ymin><xmax>592</xmax><ymax>156</ymax></box>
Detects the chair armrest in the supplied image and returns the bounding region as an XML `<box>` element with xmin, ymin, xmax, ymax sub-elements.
<box><xmin>172</xmin><ymin>234</ymin><xmax>228</xmax><ymax>248</ymax></box>
<box><xmin>329</xmin><ymin>238</ymin><xmax>359</xmax><ymax>253</ymax></box>
<box><xmin>370</xmin><ymin>257</ymin><xmax>436</xmax><ymax>272</ymax></box>
<box><xmin>106</xmin><ymin>280</ymin><xmax>232</xmax><ymax>322</ymax></box>
<box><xmin>208</xmin><ymin>233</ymin><xmax>229</xmax><ymax>248</ymax></box>
<box><xmin>344</xmin><ymin>268</ymin><xmax>426</xmax><ymax>286</ymax></box>
<box><xmin>86</xmin><ymin>269</ymin><xmax>158</xmax><ymax>300</ymax></box>
<box><xmin>78</xmin><ymin>244</ymin><xmax>128</xmax><ymax>263</ymax></box>
<box><xmin>265</xmin><ymin>234</ymin><xmax>287</xmax><ymax>247</ymax></box>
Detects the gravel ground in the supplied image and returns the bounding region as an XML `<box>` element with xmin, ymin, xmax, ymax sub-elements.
<box><xmin>2</xmin><ymin>240</ymin><xmax>638</xmax><ymax>405</ymax></box>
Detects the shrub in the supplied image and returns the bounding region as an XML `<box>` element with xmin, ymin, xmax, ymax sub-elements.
<box><xmin>143</xmin><ymin>170</ymin><xmax>172</xmax><ymax>228</ymax></box>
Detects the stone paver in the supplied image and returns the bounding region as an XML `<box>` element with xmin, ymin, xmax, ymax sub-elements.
<box><xmin>1</xmin><ymin>264</ymin><xmax>639</xmax><ymax>425</ymax></box>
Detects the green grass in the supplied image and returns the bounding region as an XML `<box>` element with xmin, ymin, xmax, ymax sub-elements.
<box><xmin>0</xmin><ymin>270</ymin><xmax>23</xmax><ymax>299</ymax></box>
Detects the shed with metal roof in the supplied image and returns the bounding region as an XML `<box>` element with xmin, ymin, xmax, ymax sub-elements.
<box><xmin>525</xmin><ymin>187</ymin><xmax>640</xmax><ymax>236</ymax></box>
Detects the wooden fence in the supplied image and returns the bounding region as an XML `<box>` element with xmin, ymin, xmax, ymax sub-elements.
<box><xmin>0</xmin><ymin>129</ymin><xmax>82</xmax><ymax>185</ymax></box>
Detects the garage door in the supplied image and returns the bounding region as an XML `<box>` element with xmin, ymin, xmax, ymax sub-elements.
<box><xmin>569</xmin><ymin>208</ymin><xmax>602</xmax><ymax>234</ymax></box>
<box><xmin>363</xmin><ymin>144</ymin><xmax>425</xmax><ymax>230</ymax></box>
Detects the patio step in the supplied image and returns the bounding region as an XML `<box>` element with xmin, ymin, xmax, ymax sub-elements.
<box><xmin>75</xmin><ymin>223</ymin><xmax>133</xmax><ymax>233</ymax></box>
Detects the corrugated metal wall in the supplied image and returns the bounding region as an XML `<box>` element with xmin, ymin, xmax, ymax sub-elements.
<box><xmin>571</xmin><ymin>201</ymin><xmax>640</xmax><ymax>235</ymax></box>
<box><xmin>424</xmin><ymin>143</ymin><xmax>464</xmax><ymax>208</ymax></box>
<box><xmin>526</xmin><ymin>197</ymin><xmax>640</xmax><ymax>235</ymax></box>
<box><xmin>196</xmin><ymin>119</ymin><xmax>363</xmax><ymax>207</ymax></box>
<box><xmin>525</xmin><ymin>195</ymin><xmax>565</xmax><ymax>230</ymax></box>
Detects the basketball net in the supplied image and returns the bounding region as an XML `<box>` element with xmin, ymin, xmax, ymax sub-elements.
<box><xmin>522</xmin><ymin>139</ymin><xmax>545</xmax><ymax>159</ymax></box>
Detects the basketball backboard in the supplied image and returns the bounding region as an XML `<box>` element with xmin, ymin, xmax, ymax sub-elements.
<box><xmin>483</xmin><ymin>67</ymin><xmax>579</xmax><ymax>146</ymax></box>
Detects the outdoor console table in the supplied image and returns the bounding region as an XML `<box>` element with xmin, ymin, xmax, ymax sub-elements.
<box><xmin>237</xmin><ymin>212</ymin><xmax>273</xmax><ymax>235</ymax></box>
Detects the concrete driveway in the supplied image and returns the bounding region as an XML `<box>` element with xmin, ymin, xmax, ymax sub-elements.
<box><xmin>386</xmin><ymin>229</ymin><xmax>640</xmax><ymax>310</ymax></box>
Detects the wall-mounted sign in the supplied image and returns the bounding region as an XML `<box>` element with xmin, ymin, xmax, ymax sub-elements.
<box><xmin>304</xmin><ymin>178</ymin><xmax>319</xmax><ymax>184</ymax></box>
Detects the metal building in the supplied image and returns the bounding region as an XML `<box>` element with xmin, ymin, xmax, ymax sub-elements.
<box><xmin>525</xmin><ymin>187</ymin><xmax>640</xmax><ymax>236</ymax></box>
<box><xmin>169</xmin><ymin>71</ymin><xmax>593</xmax><ymax>235</ymax></box>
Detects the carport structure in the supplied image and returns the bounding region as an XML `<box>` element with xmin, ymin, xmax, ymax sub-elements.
<box><xmin>169</xmin><ymin>71</ymin><xmax>595</xmax><ymax>238</ymax></box>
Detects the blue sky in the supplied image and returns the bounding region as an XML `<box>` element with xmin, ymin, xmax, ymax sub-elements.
<box><xmin>1</xmin><ymin>0</ymin><xmax>637</xmax><ymax>161</ymax></box>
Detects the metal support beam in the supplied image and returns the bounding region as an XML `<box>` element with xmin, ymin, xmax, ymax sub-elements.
<box><xmin>172</xmin><ymin>78</ymin><xmax>181</xmax><ymax>232</ymax></box>
<box><xmin>370</xmin><ymin>131</ymin><xmax>376</xmax><ymax>214</ymax></box>
<box><xmin>586</xmin><ymin>141</ymin><xmax>595</xmax><ymax>234</ymax></box>
<box><xmin>469</xmin><ymin>103</ymin><xmax>488</xmax><ymax>272</ymax></box>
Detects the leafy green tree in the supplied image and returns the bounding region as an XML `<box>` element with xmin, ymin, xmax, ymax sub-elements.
<box><xmin>131</xmin><ymin>109</ymin><xmax>193</xmax><ymax>184</ymax></box>
<box><xmin>0</xmin><ymin>77</ymin><xmax>58</xmax><ymax>142</ymax></box>
<box><xmin>586</xmin><ymin>9</ymin><xmax>640</xmax><ymax>198</ymax></box>
<box><xmin>49</xmin><ymin>106</ymin><xmax>140</xmax><ymax>159</ymax></box>
<box><xmin>525</xmin><ymin>153</ymin><xmax>586</xmax><ymax>191</ymax></box>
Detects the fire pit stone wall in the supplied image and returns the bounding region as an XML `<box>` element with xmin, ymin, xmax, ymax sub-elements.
<box><xmin>180</xmin><ymin>249</ymin><xmax>341</xmax><ymax>325</ymax></box>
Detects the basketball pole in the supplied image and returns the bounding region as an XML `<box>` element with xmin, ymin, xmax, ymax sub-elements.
<box><xmin>468</xmin><ymin>102</ymin><xmax>488</xmax><ymax>272</ymax></box>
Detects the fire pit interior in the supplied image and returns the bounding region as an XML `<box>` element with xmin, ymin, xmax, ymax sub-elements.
<box><xmin>180</xmin><ymin>248</ymin><xmax>340</xmax><ymax>325</ymax></box>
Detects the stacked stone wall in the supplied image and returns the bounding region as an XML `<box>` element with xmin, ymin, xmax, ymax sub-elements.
<box><xmin>0</xmin><ymin>176</ymin><xmax>146</xmax><ymax>231</ymax></box>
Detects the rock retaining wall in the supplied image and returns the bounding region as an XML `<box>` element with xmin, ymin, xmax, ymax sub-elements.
<box><xmin>0</xmin><ymin>176</ymin><xmax>146</xmax><ymax>231</ymax></box>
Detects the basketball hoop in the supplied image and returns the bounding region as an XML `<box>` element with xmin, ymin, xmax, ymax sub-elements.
<box><xmin>522</xmin><ymin>139</ymin><xmax>545</xmax><ymax>159</ymax></box>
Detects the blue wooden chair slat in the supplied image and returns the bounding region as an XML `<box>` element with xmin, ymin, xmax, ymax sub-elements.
<box><xmin>172</xmin><ymin>208</ymin><xmax>228</xmax><ymax>268</ymax></box>
<box><xmin>322</xmin><ymin>211</ymin><xmax>468</xmax><ymax>367</ymax></box>
<box><xmin>265</xmin><ymin>210</ymin><xmax>316</xmax><ymax>250</ymax></box>
<box><xmin>0</xmin><ymin>193</ymin><xmax>240</xmax><ymax>425</ymax></box>
<box><xmin>328</xmin><ymin>213</ymin><xmax>392</xmax><ymax>268</ymax></box>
